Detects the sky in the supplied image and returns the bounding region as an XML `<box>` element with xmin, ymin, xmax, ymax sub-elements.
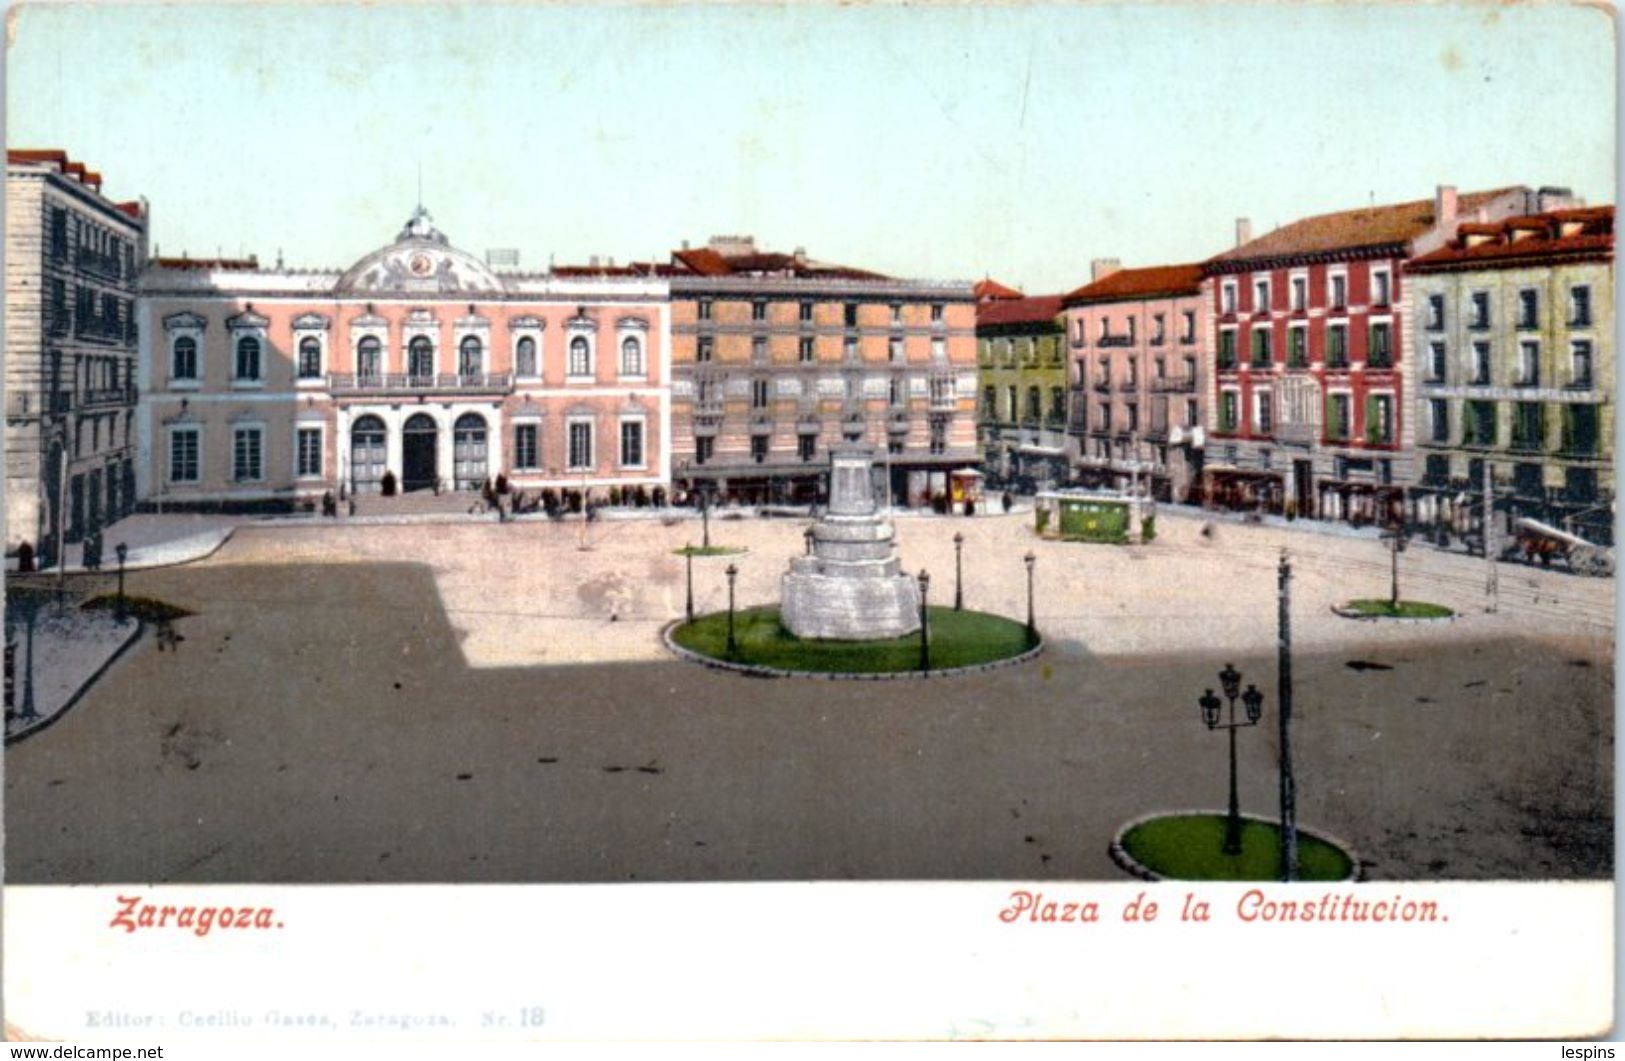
<box><xmin>6</xmin><ymin>2</ymin><xmax>1616</xmax><ymax>294</ymax></box>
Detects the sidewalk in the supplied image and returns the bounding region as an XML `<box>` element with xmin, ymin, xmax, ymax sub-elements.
<box><xmin>12</xmin><ymin>514</ymin><xmax>239</xmax><ymax>574</ymax></box>
<box><xmin>5</xmin><ymin>600</ymin><xmax>141</xmax><ymax>744</ymax></box>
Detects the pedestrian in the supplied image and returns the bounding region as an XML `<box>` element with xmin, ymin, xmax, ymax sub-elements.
<box><xmin>16</xmin><ymin>540</ymin><xmax>34</xmax><ymax>573</ymax></box>
<box><xmin>1002</xmin><ymin>490</ymin><xmax>1013</xmax><ymax>514</ymax></box>
<box><xmin>84</xmin><ymin>530</ymin><xmax>102</xmax><ymax>572</ymax></box>
<box><xmin>322</xmin><ymin>490</ymin><xmax>336</xmax><ymax>518</ymax></box>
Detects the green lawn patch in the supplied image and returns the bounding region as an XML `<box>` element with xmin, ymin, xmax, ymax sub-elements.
<box><xmin>672</xmin><ymin>545</ymin><xmax>748</xmax><ymax>557</ymax></box>
<box><xmin>1120</xmin><ymin>814</ymin><xmax>1354</xmax><ymax>882</ymax></box>
<box><xmin>82</xmin><ymin>594</ymin><xmax>194</xmax><ymax>623</ymax></box>
<box><xmin>1340</xmin><ymin>599</ymin><xmax>1454</xmax><ymax>619</ymax></box>
<box><xmin>672</xmin><ymin>606</ymin><xmax>1035</xmax><ymax>674</ymax></box>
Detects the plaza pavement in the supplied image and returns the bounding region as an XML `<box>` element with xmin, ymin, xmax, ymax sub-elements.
<box><xmin>3</xmin><ymin>509</ymin><xmax>1612</xmax><ymax>883</ymax></box>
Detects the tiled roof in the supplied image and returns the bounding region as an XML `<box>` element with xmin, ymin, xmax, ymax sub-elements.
<box><xmin>152</xmin><ymin>255</ymin><xmax>260</xmax><ymax>271</ymax></box>
<box><xmin>1062</xmin><ymin>263</ymin><xmax>1205</xmax><ymax>305</ymax></box>
<box><xmin>7</xmin><ymin>149</ymin><xmax>69</xmax><ymax>165</ymax></box>
<box><xmin>1407</xmin><ymin>206</ymin><xmax>1614</xmax><ymax>271</ymax></box>
<box><xmin>975</xmin><ymin>278</ymin><xmax>1025</xmax><ymax>301</ymax></box>
<box><xmin>1212</xmin><ymin>187</ymin><xmax>1523</xmax><ymax>263</ymax></box>
<box><xmin>976</xmin><ymin>294</ymin><xmax>1066</xmax><ymax>328</ymax></box>
<box><xmin>668</xmin><ymin>244</ymin><xmax>889</xmax><ymax>281</ymax></box>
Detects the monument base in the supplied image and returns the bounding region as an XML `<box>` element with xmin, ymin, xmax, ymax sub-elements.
<box><xmin>781</xmin><ymin>569</ymin><xmax>921</xmax><ymax>641</ymax></box>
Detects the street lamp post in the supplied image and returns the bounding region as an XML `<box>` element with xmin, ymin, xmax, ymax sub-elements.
<box><xmin>953</xmin><ymin>532</ymin><xmax>964</xmax><ymax>611</ymax></box>
<box><xmin>702</xmin><ymin>485</ymin><xmax>712</xmax><ymax>550</ymax></box>
<box><xmin>1023</xmin><ymin>550</ymin><xmax>1037</xmax><ymax>643</ymax></box>
<box><xmin>725</xmin><ymin>562</ymin><xmax>739</xmax><ymax>658</ymax></box>
<box><xmin>685</xmin><ymin>542</ymin><xmax>695</xmax><ymax>623</ymax></box>
<box><xmin>1199</xmin><ymin>662</ymin><xmax>1265</xmax><ymax>856</ymax></box>
<box><xmin>804</xmin><ymin>526</ymin><xmax>815</xmax><ymax>557</ymax></box>
<box><xmin>917</xmin><ymin>569</ymin><xmax>930</xmax><ymax>672</ymax></box>
<box><xmin>115</xmin><ymin>542</ymin><xmax>129</xmax><ymax>622</ymax></box>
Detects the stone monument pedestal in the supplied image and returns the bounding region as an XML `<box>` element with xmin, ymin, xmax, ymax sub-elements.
<box><xmin>781</xmin><ymin>445</ymin><xmax>920</xmax><ymax>640</ymax></box>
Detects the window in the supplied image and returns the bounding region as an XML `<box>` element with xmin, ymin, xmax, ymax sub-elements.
<box><xmin>621</xmin><ymin>336</ymin><xmax>644</xmax><ymax>376</ymax></box>
<box><xmin>1472</xmin><ymin>341</ymin><xmax>1491</xmax><ymax>385</ymax></box>
<box><xmin>1249</xmin><ymin>327</ymin><xmax>1271</xmax><ymax>367</ymax></box>
<box><xmin>1181</xmin><ymin>310</ymin><xmax>1196</xmax><ymax>343</ymax></box>
<box><xmin>1006</xmin><ymin>386</ymin><xmax>1019</xmax><ymax>421</ymax></box>
<box><xmin>1368</xmin><ymin>322</ymin><xmax>1392</xmax><ymax>368</ymax></box>
<box><xmin>1325</xmin><ymin>393</ymin><xmax>1351</xmax><ymax>440</ymax></box>
<box><xmin>843</xmin><ymin>337</ymin><xmax>858</xmax><ymax>361</ymax></box>
<box><xmin>1424</xmin><ymin>454</ymin><xmax>1451</xmax><ymax>485</ymax></box>
<box><xmin>1518</xmin><ymin>341</ymin><xmax>1540</xmax><ymax>386</ymax></box>
<box><xmin>1464</xmin><ymin>401</ymin><xmax>1496</xmax><ymax>446</ymax></box>
<box><xmin>799</xmin><ymin>433</ymin><xmax>816</xmax><ymax>461</ymax></box>
<box><xmin>1428</xmin><ymin>341</ymin><xmax>1447</xmax><ymax>382</ymax></box>
<box><xmin>1218</xmin><ymin>330</ymin><xmax>1237</xmax><ymax>369</ymax></box>
<box><xmin>172</xmin><ymin>336</ymin><xmax>198</xmax><ymax>381</ymax></box>
<box><xmin>1518</xmin><ymin>289</ymin><xmax>1539</xmax><ymax>329</ymax></box>
<box><xmin>1511</xmin><ymin>402</ymin><xmax>1544</xmax><ymax>452</ymax></box>
<box><xmin>844</xmin><ymin>303</ymin><xmax>859</xmax><ymax>328</ymax></box>
<box><xmin>889</xmin><ymin>336</ymin><xmax>904</xmax><ymax>363</ymax></box>
<box><xmin>1253</xmin><ymin>279</ymin><xmax>1269</xmax><ymax>313</ymax></box>
<box><xmin>514</xmin><ymin>424</ymin><xmax>539</xmax><ymax>469</ymax></box>
<box><xmin>1050</xmin><ymin>386</ymin><xmax>1066</xmax><ymax>424</ymax></box>
<box><xmin>568</xmin><ymin>420</ymin><xmax>594</xmax><ymax>470</ymax></box>
<box><xmin>1426</xmin><ymin>294</ymin><xmax>1445</xmax><ymax>331</ymax></box>
<box><xmin>620</xmin><ymin>420</ymin><xmax>645</xmax><ymax>468</ymax></box>
<box><xmin>234</xmin><ymin>336</ymin><xmax>261</xmax><ymax>381</ymax></box>
<box><xmin>1470</xmin><ymin>291</ymin><xmax>1490</xmax><ymax>328</ymax></box>
<box><xmin>1430</xmin><ymin>399</ymin><xmax>1450</xmax><ymax>443</ymax></box>
<box><xmin>698</xmin><ymin>299</ymin><xmax>713</xmax><ymax>321</ymax></box>
<box><xmin>358</xmin><ymin>336</ymin><xmax>382</xmax><ymax>378</ymax></box>
<box><xmin>1367</xmin><ymin>394</ymin><xmax>1393</xmax><ymax>444</ymax></box>
<box><xmin>1371</xmin><ymin>269</ymin><xmax>1391</xmax><ymax>307</ymax></box>
<box><xmin>1255</xmin><ymin>392</ymin><xmax>1272</xmax><ymax>434</ymax></box>
<box><xmin>1126</xmin><ymin>356</ymin><xmax>1138</xmax><ymax>386</ymax></box>
<box><xmin>1291</xmin><ymin>276</ymin><xmax>1307</xmax><ymax>311</ymax></box>
<box><xmin>1072</xmin><ymin>318</ymin><xmax>1087</xmax><ymax>347</ymax></box>
<box><xmin>930</xmin><ymin>303</ymin><xmax>944</xmax><ymax>323</ymax></box>
<box><xmin>169</xmin><ymin>428</ymin><xmax>199</xmax><ymax>482</ymax></box>
<box><xmin>1330</xmin><ymin>274</ymin><xmax>1347</xmax><ymax>311</ymax></box>
<box><xmin>695</xmin><ymin>436</ymin><xmax>714</xmax><ymax>465</ymax></box>
<box><xmin>1219</xmin><ymin>391</ymin><xmax>1239</xmax><ymax>432</ymax></box>
<box><xmin>1151</xmin><ymin>314</ymin><xmax>1166</xmax><ymax>344</ymax></box>
<box><xmin>1570</xmin><ymin>340</ymin><xmax>1594</xmax><ymax>389</ymax></box>
<box><xmin>890</xmin><ymin>303</ymin><xmax>903</xmax><ymax>325</ymax></box>
<box><xmin>459</xmin><ymin>335</ymin><xmax>483</xmax><ymax>378</ymax></box>
<box><xmin>751</xmin><ymin>378</ymin><xmax>770</xmax><ymax>409</ymax></box>
<box><xmin>931</xmin><ymin>337</ymin><xmax>946</xmax><ymax>362</ymax></box>
<box><xmin>233</xmin><ymin>426</ymin><xmax>263</xmax><ymax>482</ymax></box>
<box><xmin>752</xmin><ymin>300</ymin><xmax>767</xmax><ymax>322</ymax></box>
<box><xmin>1562</xmin><ymin>404</ymin><xmax>1599</xmax><ymax>456</ymax></box>
<box><xmin>1026</xmin><ymin>386</ymin><xmax>1042</xmax><ymax>422</ymax></box>
<box><xmin>1570</xmin><ymin>285</ymin><xmax>1593</xmax><ymax>327</ymax></box>
<box><xmin>982</xmin><ymin>386</ymin><xmax>996</xmax><ymax>417</ymax></box>
<box><xmin>697</xmin><ymin>336</ymin><xmax>714</xmax><ymax>363</ymax></box>
<box><xmin>798</xmin><ymin>337</ymin><xmax>815</xmax><ymax>363</ymax></box>
<box><xmin>296</xmin><ymin>427</ymin><xmax>322</xmax><ymax>477</ymax></box>
<box><xmin>294</xmin><ymin>337</ymin><xmax>321</xmax><ymax>380</ymax></box>
<box><xmin>1186</xmin><ymin>398</ymin><xmax>1199</xmax><ymax>427</ymax></box>
<box><xmin>1221</xmin><ymin>281</ymin><xmax>1237</xmax><ymax>314</ymax></box>
<box><xmin>1098</xmin><ymin>403</ymin><xmax>1112</xmax><ymax>432</ymax></box>
<box><xmin>1127</xmin><ymin>403</ymin><xmax>1139</xmax><ymax>432</ymax></box>
<box><xmin>928</xmin><ymin>416</ymin><xmax>947</xmax><ymax>454</ymax></box>
<box><xmin>1287</xmin><ymin>328</ymin><xmax>1307</xmax><ymax>368</ymax></box>
<box><xmin>889</xmin><ymin>377</ymin><xmax>905</xmax><ymax>406</ymax></box>
<box><xmin>569</xmin><ymin>336</ymin><xmax>591</xmax><ymax>376</ymax></box>
<box><xmin>408</xmin><ymin>336</ymin><xmax>434</xmax><ymax>379</ymax></box>
<box><xmin>516</xmin><ymin>336</ymin><xmax>537</xmax><ymax>377</ymax></box>
<box><xmin>799</xmin><ymin>301</ymin><xmax>814</xmax><ymax>322</ymax></box>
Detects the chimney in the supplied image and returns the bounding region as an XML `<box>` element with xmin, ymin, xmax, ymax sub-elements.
<box><xmin>1091</xmin><ymin>258</ymin><xmax>1122</xmax><ymax>282</ymax></box>
<box><xmin>793</xmin><ymin>246</ymin><xmax>807</xmax><ymax>265</ymax></box>
<box><xmin>589</xmin><ymin>254</ymin><xmax>600</xmax><ymax>268</ymax></box>
<box><xmin>681</xmin><ymin>239</ymin><xmax>690</xmax><ymax>251</ymax></box>
<box><xmin>1435</xmin><ymin>185</ymin><xmax>1458</xmax><ymax>229</ymax></box>
<box><xmin>1537</xmin><ymin>185</ymin><xmax>1578</xmax><ymax>213</ymax></box>
<box><xmin>1235</xmin><ymin>218</ymin><xmax>1253</xmax><ymax>248</ymax></box>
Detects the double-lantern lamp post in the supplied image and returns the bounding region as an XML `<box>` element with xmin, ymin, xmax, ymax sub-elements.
<box><xmin>917</xmin><ymin>569</ymin><xmax>931</xmax><ymax>672</ymax></box>
<box><xmin>1199</xmin><ymin>662</ymin><xmax>1265</xmax><ymax>856</ymax></box>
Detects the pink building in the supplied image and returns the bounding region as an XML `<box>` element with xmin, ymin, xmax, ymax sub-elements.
<box><xmin>137</xmin><ymin>208</ymin><xmax>671</xmax><ymax>509</ymax></box>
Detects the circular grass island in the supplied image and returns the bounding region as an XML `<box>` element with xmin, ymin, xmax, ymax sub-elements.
<box><xmin>1333</xmin><ymin>599</ymin><xmax>1454</xmax><ymax>621</ymax></box>
<box><xmin>672</xmin><ymin>544</ymin><xmax>748</xmax><ymax>558</ymax></box>
<box><xmin>667</xmin><ymin>605</ymin><xmax>1039</xmax><ymax>678</ymax></box>
<box><xmin>1112</xmin><ymin>813</ymin><xmax>1357</xmax><ymax>882</ymax></box>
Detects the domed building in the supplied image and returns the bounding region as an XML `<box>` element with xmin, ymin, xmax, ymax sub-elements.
<box><xmin>136</xmin><ymin>207</ymin><xmax>671</xmax><ymax>509</ymax></box>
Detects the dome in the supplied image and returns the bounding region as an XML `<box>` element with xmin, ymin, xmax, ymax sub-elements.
<box><xmin>334</xmin><ymin>206</ymin><xmax>505</xmax><ymax>296</ymax></box>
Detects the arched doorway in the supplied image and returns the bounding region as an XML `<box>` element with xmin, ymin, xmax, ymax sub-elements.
<box><xmin>453</xmin><ymin>412</ymin><xmax>488</xmax><ymax>491</ymax></box>
<box><xmin>350</xmin><ymin>415</ymin><xmax>387</xmax><ymax>494</ymax></box>
<box><xmin>402</xmin><ymin>413</ymin><xmax>439</xmax><ymax>492</ymax></box>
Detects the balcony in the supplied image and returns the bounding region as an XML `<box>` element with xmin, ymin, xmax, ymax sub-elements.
<box><xmin>1150</xmin><ymin>375</ymin><xmax>1196</xmax><ymax>394</ymax></box>
<box><xmin>74</xmin><ymin>316</ymin><xmax>127</xmax><ymax>343</ymax></box>
<box><xmin>1275</xmin><ymin>422</ymin><xmax>1318</xmax><ymax>446</ymax></box>
<box><xmin>81</xmin><ymin>385</ymin><xmax>137</xmax><ymax>408</ymax></box>
<box><xmin>1092</xmin><ymin>379</ymin><xmax>1112</xmax><ymax>394</ymax></box>
<box><xmin>327</xmin><ymin>372</ymin><xmax>514</xmax><ymax>396</ymax></box>
<box><xmin>1098</xmin><ymin>335</ymin><xmax>1135</xmax><ymax>348</ymax></box>
<box><xmin>75</xmin><ymin>247</ymin><xmax>123</xmax><ymax>281</ymax></box>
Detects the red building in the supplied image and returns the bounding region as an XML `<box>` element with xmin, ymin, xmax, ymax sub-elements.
<box><xmin>1201</xmin><ymin>185</ymin><xmax>1570</xmax><ymax>521</ymax></box>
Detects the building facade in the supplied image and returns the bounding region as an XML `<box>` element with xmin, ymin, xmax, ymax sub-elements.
<box><xmin>136</xmin><ymin>208</ymin><xmax>671</xmax><ymax>510</ymax></box>
<box><xmin>1062</xmin><ymin>260</ymin><xmax>1209</xmax><ymax>502</ymax></box>
<box><xmin>663</xmin><ymin>236</ymin><xmax>978</xmax><ymax>507</ymax></box>
<box><xmin>1201</xmin><ymin>185</ymin><xmax>1568</xmax><ymax>522</ymax></box>
<box><xmin>974</xmin><ymin>283</ymin><xmax>1069</xmax><ymax>490</ymax></box>
<box><xmin>5</xmin><ymin>150</ymin><xmax>146</xmax><ymax>564</ymax></box>
<box><xmin>1406</xmin><ymin>206</ymin><xmax>1614</xmax><ymax>544</ymax></box>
